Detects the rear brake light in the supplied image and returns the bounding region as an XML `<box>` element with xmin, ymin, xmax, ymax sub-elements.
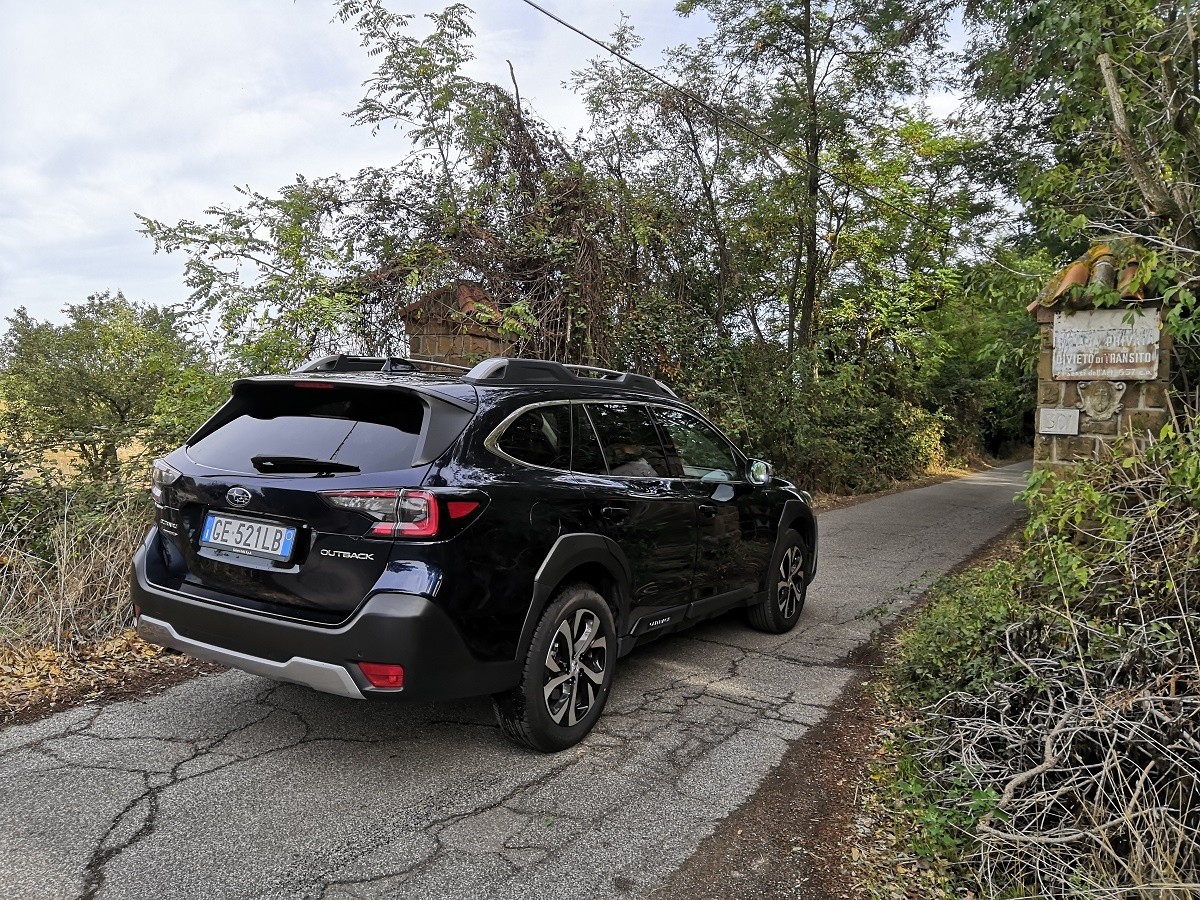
<box><xmin>358</xmin><ymin>661</ymin><xmax>405</xmax><ymax>688</ymax></box>
<box><xmin>150</xmin><ymin>460</ymin><xmax>181</xmax><ymax>502</ymax></box>
<box><xmin>447</xmin><ymin>501</ymin><xmax>480</xmax><ymax>519</ymax></box>
<box><xmin>294</xmin><ymin>381</ymin><xmax>335</xmax><ymax>389</ymax></box>
<box><xmin>319</xmin><ymin>489</ymin><xmax>439</xmax><ymax>538</ymax></box>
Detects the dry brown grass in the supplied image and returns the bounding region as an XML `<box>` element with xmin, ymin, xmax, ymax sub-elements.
<box><xmin>918</xmin><ymin>438</ymin><xmax>1200</xmax><ymax>898</ymax></box>
<box><xmin>0</xmin><ymin>489</ymin><xmax>146</xmax><ymax>652</ymax></box>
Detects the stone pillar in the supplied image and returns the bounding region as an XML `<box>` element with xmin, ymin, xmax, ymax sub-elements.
<box><xmin>1032</xmin><ymin>302</ymin><xmax>1171</xmax><ymax>475</ymax></box>
<box><xmin>397</xmin><ymin>281</ymin><xmax>514</xmax><ymax>366</ymax></box>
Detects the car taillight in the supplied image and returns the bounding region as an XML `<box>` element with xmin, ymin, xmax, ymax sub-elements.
<box><xmin>447</xmin><ymin>500</ymin><xmax>481</xmax><ymax>519</ymax></box>
<box><xmin>150</xmin><ymin>459</ymin><xmax>181</xmax><ymax>502</ymax></box>
<box><xmin>358</xmin><ymin>661</ymin><xmax>405</xmax><ymax>689</ymax></box>
<box><xmin>318</xmin><ymin>489</ymin><xmax>439</xmax><ymax>538</ymax></box>
<box><xmin>387</xmin><ymin>490</ymin><xmax>439</xmax><ymax>537</ymax></box>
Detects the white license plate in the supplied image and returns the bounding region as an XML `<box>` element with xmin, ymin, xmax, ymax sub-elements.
<box><xmin>200</xmin><ymin>513</ymin><xmax>297</xmax><ymax>561</ymax></box>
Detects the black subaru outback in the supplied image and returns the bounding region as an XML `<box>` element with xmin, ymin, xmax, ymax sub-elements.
<box><xmin>132</xmin><ymin>356</ymin><xmax>817</xmax><ymax>751</ymax></box>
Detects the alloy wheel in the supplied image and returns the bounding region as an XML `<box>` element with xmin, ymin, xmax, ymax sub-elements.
<box><xmin>542</xmin><ymin>609</ymin><xmax>608</xmax><ymax>726</ymax></box>
<box><xmin>777</xmin><ymin>545</ymin><xmax>806</xmax><ymax>619</ymax></box>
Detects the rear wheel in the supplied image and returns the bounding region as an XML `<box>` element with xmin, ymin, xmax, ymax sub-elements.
<box><xmin>748</xmin><ymin>531</ymin><xmax>807</xmax><ymax>633</ymax></box>
<box><xmin>493</xmin><ymin>584</ymin><xmax>616</xmax><ymax>752</ymax></box>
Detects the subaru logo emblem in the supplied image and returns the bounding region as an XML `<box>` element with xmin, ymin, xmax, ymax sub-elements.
<box><xmin>226</xmin><ymin>487</ymin><xmax>251</xmax><ymax>508</ymax></box>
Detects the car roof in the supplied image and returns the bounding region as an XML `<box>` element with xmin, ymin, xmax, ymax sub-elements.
<box><xmin>255</xmin><ymin>355</ymin><xmax>681</xmax><ymax>404</ymax></box>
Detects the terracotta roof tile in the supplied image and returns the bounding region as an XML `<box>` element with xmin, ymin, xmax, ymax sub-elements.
<box><xmin>1029</xmin><ymin>242</ymin><xmax>1150</xmax><ymax>313</ymax></box>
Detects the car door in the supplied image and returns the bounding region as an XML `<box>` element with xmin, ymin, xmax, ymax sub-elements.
<box><xmin>572</xmin><ymin>402</ymin><xmax>697</xmax><ymax>631</ymax></box>
<box><xmin>651</xmin><ymin>406</ymin><xmax>775</xmax><ymax>605</ymax></box>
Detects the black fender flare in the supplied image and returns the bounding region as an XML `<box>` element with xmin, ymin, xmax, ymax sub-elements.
<box><xmin>516</xmin><ymin>533</ymin><xmax>633</xmax><ymax>659</ymax></box>
<box><xmin>777</xmin><ymin>499</ymin><xmax>818</xmax><ymax>583</ymax></box>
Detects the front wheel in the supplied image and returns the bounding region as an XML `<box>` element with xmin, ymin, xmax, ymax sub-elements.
<box><xmin>493</xmin><ymin>584</ymin><xmax>616</xmax><ymax>752</ymax></box>
<box><xmin>748</xmin><ymin>531</ymin><xmax>808</xmax><ymax>634</ymax></box>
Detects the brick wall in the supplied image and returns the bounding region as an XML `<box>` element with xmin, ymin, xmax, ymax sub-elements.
<box><xmin>408</xmin><ymin>330</ymin><xmax>513</xmax><ymax>364</ymax></box>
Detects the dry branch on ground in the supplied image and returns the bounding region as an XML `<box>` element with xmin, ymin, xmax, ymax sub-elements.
<box><xmin>913</xmin><ymin>437</ymin><xmax>1200</xmax><ymax>897</ymax></box>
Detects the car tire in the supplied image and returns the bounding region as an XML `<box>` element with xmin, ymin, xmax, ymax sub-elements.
<box><xmin>748</xmin><ymin>531</ymin><xmax>808</xmax><ymax>634</ymax></box>
<box><xmin>492</xmin><ymin>584</ymin><xmax>616</xmax><ymax>752</ymax></box>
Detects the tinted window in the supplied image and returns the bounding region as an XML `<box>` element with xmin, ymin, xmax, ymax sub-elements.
<box><xmin>572</xmin><ymin>404</ymin><xmax>609</xmax><ymax>475</ymax></box>
<box><xmin>497</xmin><ymin>405</ymin><xmax>571</xmax><ymax>469</ymax></box>
<box><xmin>188</xmin><ymin>384</ymin><xmax>425</xmax><ymax>473</ymax></box>
<box><xmin>585</xmin><ymin>404</ymin><xmax>671</xmax><ymax>478</ymax></box>
<box><xmin>654</xmin><ymin>408</ymin><xmax>740</xmax><ymax>482</ymax></box>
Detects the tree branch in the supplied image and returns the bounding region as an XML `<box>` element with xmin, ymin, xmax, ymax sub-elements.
<box><xmin>1098</xmin><ymin>53</ymin><xmax>1183</xmax><ymax>221</ymax></box>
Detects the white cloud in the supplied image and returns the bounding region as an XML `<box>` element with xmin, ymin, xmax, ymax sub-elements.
<box><xmin>0</xmin><ymin>1</ymin><xmax>708</xmax><ymax>323</ymax></box>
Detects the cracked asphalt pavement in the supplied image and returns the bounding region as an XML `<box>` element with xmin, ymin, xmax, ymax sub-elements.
<box><xmin>0</xmin><ymin>462</ymin><xmax>1029</xmax><ymax>899</ymax></box>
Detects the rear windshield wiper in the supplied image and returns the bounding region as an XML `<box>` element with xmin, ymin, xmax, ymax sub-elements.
<box><xmin>250</xmin><ymin>455</ymin><xmax>360</xmax><ymax>474</ymax></box>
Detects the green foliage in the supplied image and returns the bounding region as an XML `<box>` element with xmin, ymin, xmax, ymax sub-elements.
<box><xmin>926</xmin><ymin>249</ymin><xmax>1049</xmax><ymax>455</ymax></box>
<box><xmin>132</xmin><ymin>2</ymin><xmax>1035</xmax><ymax>480</ymax></box>
<box><xmin>145</xmin><ymin>366</ymin><xmax>232</xmax><ymax>456</ymax></box>
<box><xmin>662</xmin><ymin>342</ymin><xmax>950</xmax><ymax>492</ymax></box>
<box><xmin>0</xmin><ymin>293</ymin><xmax>208</xmax><ymax>478</ymax></box>
<box><xmin>1022</xmin><ymin>423</ymin><xmax>1200</xmax><ymax>611</ymax></box>
<box><xmin>138</xmin><ymin>178</ymin><xmax>371</xmax><ymax>372</ymax></box>
<box><xmin>892</xmin><ymin>561</ymin><xmax>1029</xmax><ymax>706</ymax></box>
<box><xmin>965</xmin><ymin>0</ymin><xmax>1200</xmax><ymax>266</ymax></box>
<box><xmin>888</xmin><ymin>738</ymin><xmax>1004</xmax><ymax>862</ymax></box>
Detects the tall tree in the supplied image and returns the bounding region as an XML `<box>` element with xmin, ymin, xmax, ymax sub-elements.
<box><xmin>572</xmin><ymin>22</ymin><xmax>778</xmax><ymax>354</ymax></box>
<box><xmin>142</xmin><ymin>2</ymin><xmax>619</xmax><ymax>368</ymax></box>
<box><xmin>0</xmin><ymin>293</ymin><xmax>205</xmax><ymax>478</ymax></box>
<box><xmin>965</xmin><ymin>0</ymin><xmax>1200</xmax><ymax>271</ymax></box>
<box><xmin>677</xmin><ymin>0</ymin><xmax>954</xmax><ymax>353</ymax></box>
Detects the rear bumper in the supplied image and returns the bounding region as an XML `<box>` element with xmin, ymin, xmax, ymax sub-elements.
<box><xmin>137</xmin><ymin>614</ymin><xmax>367</xmax><ymax>697</ymax></box>
<box><xmin>131</xmin><ymin>528</ymin><xmax>520</xmax><ymax>702</ymax></box>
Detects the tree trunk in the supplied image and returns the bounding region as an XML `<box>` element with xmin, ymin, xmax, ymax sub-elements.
<box><xmin>794</xmin><ymin>0</ymin><xmax>820</xmax><ymax>354</ymax></box>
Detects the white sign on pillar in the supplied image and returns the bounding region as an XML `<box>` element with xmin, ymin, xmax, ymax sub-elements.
<box><xmin>1052</xmin><ymin>308</ymin><xmax>1160</xmax><ymax>381</ymax></box>
<box><xmin>1039</xmin><ymin>407</ymin><xmax>1080</xmax><ymax>435</ymax></box>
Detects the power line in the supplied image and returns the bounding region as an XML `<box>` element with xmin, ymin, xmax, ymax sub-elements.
<box><xmin>518</xmin><ymin>0</ymin><xmax>951</xmax><ymax>236</ymax></box>
<box><xmin>516</xmin><ymin>0</ymin><xmax>1044</xmax><ymax>278</ymax></box>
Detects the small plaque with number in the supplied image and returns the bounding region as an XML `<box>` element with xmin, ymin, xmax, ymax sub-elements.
<box><xmin>1039</xmin><ymin>408</ymin><xmax>1080</xmax><ymax>435</ymax></box>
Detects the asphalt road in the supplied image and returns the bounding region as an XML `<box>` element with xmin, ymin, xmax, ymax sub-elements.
<box><xmin>0</xmin><ymin>462</ymin><xmax>1029</xmax><ymax>900</ymax></box>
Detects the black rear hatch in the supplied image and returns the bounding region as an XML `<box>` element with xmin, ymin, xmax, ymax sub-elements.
<box><xmin>155</xmin><ymin>377</ymin><xmax>474</xmax><ymax>621</ymax></box>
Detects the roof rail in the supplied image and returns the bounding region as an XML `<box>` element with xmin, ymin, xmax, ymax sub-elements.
<box><xmin>294</xmin><ymin>354</ymin><xmax>676</xmax><ymax>397</ymax></box>
<box><xmin>463</xmin><ymin>357</ymin><xmax>676</xmax><ymax>398</ymax></box>
<box><xmin>294</xmin><ymin>354</ymin><xmax>470</xmax><ymax>374</ymax></box>
<box><xmin>562</xmin><ymin>363</ymin><xmax>679</xmax><ymax>398</ymax></box>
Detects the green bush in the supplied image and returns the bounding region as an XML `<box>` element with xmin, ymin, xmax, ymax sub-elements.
<box><xmin>669</xmin><ymin>345</ymin><xmax>950</xmax><ymax>493</ymax></box>
<box><xmin>892</xmin><ymin>560</ymin><xmax>1029</xmax><ymax>707</ymax></box>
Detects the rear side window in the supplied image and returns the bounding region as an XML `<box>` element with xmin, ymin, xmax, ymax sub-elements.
<box><xmin>497</xmin><ymin>405</ymin><xmax>571</xmax><ymax>469</ymax></box>
<box><xmin>187</xmin><ymin>383</ymin><xmax>426</xmax><ymax>474</ymax></box>
<box><xmin>584</xmin><ymin>403</ymin><xmax>672</xmax><ymax>478</ymax></box>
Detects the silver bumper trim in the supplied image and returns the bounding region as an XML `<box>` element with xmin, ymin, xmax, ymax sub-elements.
<box><xmin>136</xmin><ymin>614</ymin><xmax>365</xmax><ymax>699</ymax></box>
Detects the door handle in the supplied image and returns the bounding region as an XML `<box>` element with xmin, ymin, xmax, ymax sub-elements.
<box><xmin>698</xmin><ymin>504</ymin><xmax>717</xmax><ymax>519</ymax></box>
<box><xmin>601</xmin><ymin>505</ymin><xmax>630</xmax><ymax>522</ymax></box>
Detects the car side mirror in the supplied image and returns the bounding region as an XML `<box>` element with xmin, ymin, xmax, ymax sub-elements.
<box><xmin>747</xmin><ymin>459</ymin><xmax>771</xmax><ymax>485</ymax></box>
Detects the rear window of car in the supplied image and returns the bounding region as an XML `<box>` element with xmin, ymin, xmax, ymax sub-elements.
<box><xmin>187</xmin><ymin>383</ymin><xmax>426</xmax><ymax>474</ymax></box>
<box><xmin>583</xmin><ymin>403</ymin><xmax>673</xmax><ymax>478</ymax></box>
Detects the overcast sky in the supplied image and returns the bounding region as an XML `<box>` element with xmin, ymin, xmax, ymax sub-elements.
<box><xmin>0</xmin><ymin>1</ymin><xmax>710</xmax><ymax>324</ymax></box>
